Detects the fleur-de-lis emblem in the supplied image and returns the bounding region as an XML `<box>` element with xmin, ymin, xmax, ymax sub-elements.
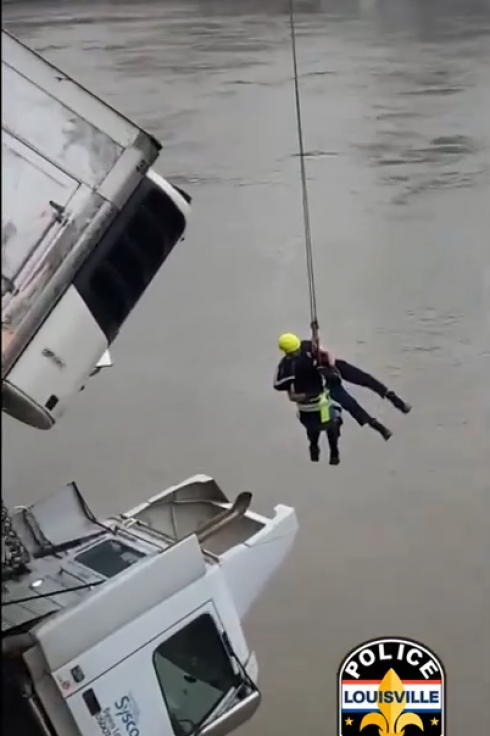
<box><xmin>360</xmin><ymin>669</ymin><xmax>424</xmax><ymax>736</ymax></box>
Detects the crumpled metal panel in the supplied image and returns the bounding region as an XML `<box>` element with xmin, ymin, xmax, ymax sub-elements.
<box><xmin>3</xmin><ymin>64</ymin><xmax>123</xmax><ymax>188</ymax></box>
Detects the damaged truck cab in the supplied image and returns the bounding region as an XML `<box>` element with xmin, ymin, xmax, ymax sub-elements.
<box><xmin>2</xmin><ymin>476</ymin><xmax>298</xmax><ymax>736</ymax></box>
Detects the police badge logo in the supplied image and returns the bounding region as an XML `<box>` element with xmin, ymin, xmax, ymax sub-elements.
<box><xmin>338</xmin><ymin>637</ymin><xmax>446</xmax><ymax>736</ymax></box>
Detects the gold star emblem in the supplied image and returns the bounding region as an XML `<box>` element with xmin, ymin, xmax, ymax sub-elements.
<box><xmin>345</xmin><ymin>717</ymin><xmax>354</xmax><ymax>726</ymax></box>
<box><xmin>430</xmin><ymin>717</ymin><xmax>439</xmax><ymax>726</ymax></box>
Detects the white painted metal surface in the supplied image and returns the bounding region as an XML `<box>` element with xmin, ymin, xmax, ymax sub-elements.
<box><xmin>2</xmin><ymin>477</ymin><xmax>298</xmax><ymax>736</ymax></box>
<box><xmin>1</xmin><ymin>29</ymin><xmax>161</xmax><ymax>378</ymax></box>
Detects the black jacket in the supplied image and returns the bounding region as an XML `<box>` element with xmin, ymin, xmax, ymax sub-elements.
<box><xmin>273</xmin><ymin>340</ymin><xmax>324</xmax><ymax>397</ymax></box>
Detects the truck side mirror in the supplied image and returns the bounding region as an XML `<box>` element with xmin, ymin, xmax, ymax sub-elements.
<box><xmin>198</xmin><ymin>689</ymin><xmax>261</xmax><ymax>736</ymax></box>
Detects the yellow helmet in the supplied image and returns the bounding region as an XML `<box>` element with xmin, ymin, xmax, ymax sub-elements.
<box><xmin>278</xmin><ymin>333</ymin><xmax>301</xmax><ymax>354</ymax></box>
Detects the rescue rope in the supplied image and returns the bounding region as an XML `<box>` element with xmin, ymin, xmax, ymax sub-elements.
<box><xmin>287</xmin><ymin>0</ymin><xmax>319</xmax><ymax>343</ymax></box>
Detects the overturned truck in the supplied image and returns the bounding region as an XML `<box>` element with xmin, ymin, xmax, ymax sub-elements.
<box><xmin>2</xmin><ymin>28</ymin><xmax>298</xmax><ymax>736</ymax></box>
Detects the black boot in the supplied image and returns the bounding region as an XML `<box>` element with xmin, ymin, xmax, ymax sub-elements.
<box><xmin>385</xmin><ymin>390</ymin><xmax>411</xmax><ymax>414</ymax></box>
<box><xmin>309</xmin><ymin>444</ymin><xmax>320</xmax><ymax>462</ymax></box>
<box><xmin>369</xmin><ymin>418</ymin><xmax>392</xmax><ymax>441</ymax></box>
<box><xmin>329</xmin><ymin>449</ymin><xmax>340</xmax><ymax>465</ymax></box>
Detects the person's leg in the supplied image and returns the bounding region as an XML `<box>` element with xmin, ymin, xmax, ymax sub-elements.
<box><xmin>335</xmin><ymin>359</ymin><xmax>387</xmax><ymax>397</ymax></box>
<box><xmin>335</xmin><ymin>359</ymin><xmax>411</xmax><ymax>414</ymax></box>
<box><xmin>325</xmin><ymin>422</ymin><xmax>340</xmax><ymax>465</ymax></box>
<box><xmin>299</xmin><ymin>412</ymin><xmax>321</xmax><ymax>461</ymax></box>
<box><xmin>306</xmin><ymin>427</ymin><xmax>321</xmax><ymax>461</ymax></box>
<box><xmin>331</xmin><ymin>404</ymin><xmax>343</xmax><ymax>434</ymax></box>
<box><xmin>329</xmin><ymin>383</ymin><xmax>370</xmax><ymax>426</ymax></box>
<box><xmin>329</xmin><ymin>383</ymin><xmax>392</xmax><ymax>441</ymax></box>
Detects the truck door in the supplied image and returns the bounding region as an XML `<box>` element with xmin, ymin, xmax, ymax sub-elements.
<box><xmin>2</xmin><ymin>131</ymin><xmax>82</xmax><ymax>306</ymax></box>
<box><xmin>66</xmin><ymin>604</ymin><xmax>240</xmax><ymax>736</ymax></box>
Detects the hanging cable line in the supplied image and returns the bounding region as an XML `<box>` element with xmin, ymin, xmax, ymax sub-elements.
<box><xmin>287</xmin><ymin>0</ymin><xmax>319</xmax><ymax>344</ymax></box>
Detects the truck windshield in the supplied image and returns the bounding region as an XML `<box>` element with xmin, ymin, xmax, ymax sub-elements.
<box><xmin>75</xmin><ymin>539</ymin><xmax>146</xmax><ymax>578</ymax></box>
<box><xmin>153</xmin><ymin>613</ymin><xmax>238</xmax><ymax>736</ymax></box>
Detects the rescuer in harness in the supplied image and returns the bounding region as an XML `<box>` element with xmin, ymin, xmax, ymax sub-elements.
<box><xmin>274</xmin><ymin>333</ymin><xmax>411</xmax><ymax>455</ymax></box>
<box><xmin>273</xmin><ymin>334</ymin><xmax>343</xmax><ymax>463</ymax></box>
